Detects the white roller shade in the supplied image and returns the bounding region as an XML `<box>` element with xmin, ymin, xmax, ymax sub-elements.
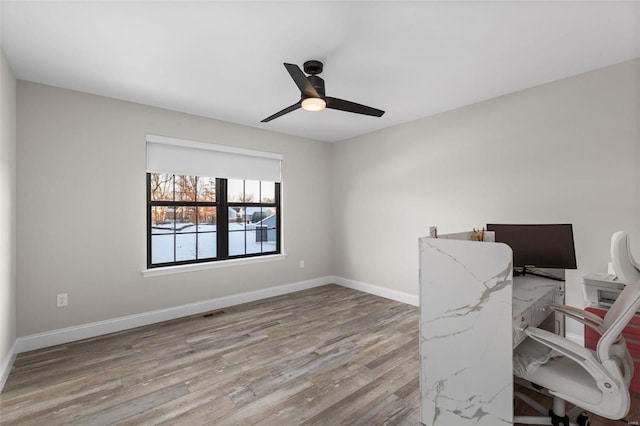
<box><xmin>146</xmin><ymin>134</ymin><xmax>282</xmax><ymax>182</ymax></box>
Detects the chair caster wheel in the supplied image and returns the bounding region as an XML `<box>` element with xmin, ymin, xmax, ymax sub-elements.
<box><xmin>576</xmin><ymin>412</ymin><xmax>590</xmax><ymax>426</ymax></box>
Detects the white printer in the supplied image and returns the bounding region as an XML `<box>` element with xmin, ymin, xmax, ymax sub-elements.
<box><xmin>582</xmin><ymin>272</ymin><xmax>625</xmax><ymax>307</ymax></box>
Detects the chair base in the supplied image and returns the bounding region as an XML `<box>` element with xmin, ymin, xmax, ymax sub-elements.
<box><xmin>549</xmin><ymin>411</ymin><xmax>571</xmax><ymax>426</ymax></box>
<box><xmin>514</xmin><ymin>391</ymin><xmax>582</xmax><ymax>426</ymax></box>
<box><xmin>513</xmin><ymin>416</ymin><xmax>575</xmax><ymax>426</ymax></box>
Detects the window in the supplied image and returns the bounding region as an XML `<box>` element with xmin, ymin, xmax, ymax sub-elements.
<box><xmin>145</xmin><ymin>134</ymin><xmax>283</xmax><ymax>269</ymax></box>
<box><xmin>147</xmin><ymin>174</ymin><xmax>280</xmax><ymax>268</ymax></box>
<box><xmin>227</xmin><ymin>179</ymin><xmax>279</xmax><ymax>257</ymax></box>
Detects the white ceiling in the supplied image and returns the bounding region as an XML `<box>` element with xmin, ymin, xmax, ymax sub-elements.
<box><xmin>2</xmin><ymin>1</ymin><xmax>639</xmax><ymax>143</ymax></box>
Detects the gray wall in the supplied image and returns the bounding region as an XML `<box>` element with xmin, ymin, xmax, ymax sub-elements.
<box><xmin>12</xmin><ymin>59</ymin><xmax>640</xmax><ymax>341</ymax></box>
<box><xmin>0</xmin><ymin>50</ymin><xmax>17</xmax><ymax>372</ymax></box>
<box><xmin>332</xmin><ymin>59</ymin><xmax>640</xmax><ymax>338</ymax></box>
<box><xmin>16</xmin><ymin>82</ymin><xmax>332</xmax><ymax>336</ymax></box>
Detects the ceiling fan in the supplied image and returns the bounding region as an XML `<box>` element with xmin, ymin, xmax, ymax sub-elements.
<box><xmin>261</xmin><ymin>60</ymin><xmax>385</xmax><ymax>123</ymax></box>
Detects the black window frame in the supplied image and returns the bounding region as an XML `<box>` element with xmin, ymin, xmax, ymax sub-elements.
<box><xmin>147</xmin><ymin>173</ymin><xmax>281</xmax><ymax>268</ymax></box>
<box><xmin>223</xmin><ymin>179</ymin><xmax>281</xmax><ymax>259</ymax></box>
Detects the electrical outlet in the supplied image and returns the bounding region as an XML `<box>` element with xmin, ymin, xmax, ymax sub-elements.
<box><xmin>299</xmin><ymin>260</ymin><xmax>305</xmax><ymax>269</ymax></box>
<box><xmin>57</xmin><ymin>293</ymin><xmax>68</xmax><ymax>307</ymax></box>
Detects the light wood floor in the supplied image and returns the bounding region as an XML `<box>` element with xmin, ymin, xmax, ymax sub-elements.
<box><xmin>0</xmin><ymin>285</ymin><xmax>420</xmax><ymax>425</ymax></box>
<box><xmin>1</xmin><ymin>284</ymin><xmax>639</xmax><ymax>425</ymax></box>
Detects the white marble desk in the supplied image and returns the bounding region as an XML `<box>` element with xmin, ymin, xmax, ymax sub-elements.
<box><xmin>419</xmin><ymin>236</ymin><xmax>564</xmax><ymax>426</ymax></box>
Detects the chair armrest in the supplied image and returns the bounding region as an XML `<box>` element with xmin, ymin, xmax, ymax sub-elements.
<box><xmin>551</xmin><ymin>304</ymin><xmax>605</xmax><ymax>335</ymax></box>
<box><xmin>525</xmin><ymin>326</ymin><xmax>619</xmax><ymax>394</ymax></box>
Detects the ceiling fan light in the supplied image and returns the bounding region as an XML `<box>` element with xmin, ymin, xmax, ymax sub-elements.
<box><xmin>301</xmin><ymin>97</ymin><xmax>326</xmax><ymax>112</ymax></box>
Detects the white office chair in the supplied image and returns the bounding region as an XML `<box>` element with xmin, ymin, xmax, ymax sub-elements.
<box><xmin>513</xmin><ymin>231</ymin><xmax>640</xmax><ymax>426</ymax></box>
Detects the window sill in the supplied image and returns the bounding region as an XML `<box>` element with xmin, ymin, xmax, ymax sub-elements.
<box><xmin>142</xmin><ymin>253</ymin><xmax>287</xmax><ymax>277</ymax></box>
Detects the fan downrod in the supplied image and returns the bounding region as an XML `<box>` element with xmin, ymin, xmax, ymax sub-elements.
<box><xmin>303</xmin><ymin>60</ymin><xmax>323</xmax><ymax>75</ymax></box>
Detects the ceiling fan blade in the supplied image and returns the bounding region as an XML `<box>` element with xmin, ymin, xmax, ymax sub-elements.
<box><xmin>284</xmin><ymin>63</ymin><xmax>320</xmax><ymax>98</ymax></box>
<box><xmin>325</xmin><ymin>97</ymin><xmax>385</xmax><ymax>117</ymax></box>
<box><xmin>261</xmin><ymin>101</ymin><xmax>302</xmax><ymax>122</ymax></box>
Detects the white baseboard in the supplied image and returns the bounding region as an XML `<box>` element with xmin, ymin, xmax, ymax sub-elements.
<box><xmin>0</xmin><ymin>340</ymin><xmax>17</xmax><ymax>392</ymax></box>
<box><xmin>331</xmin><ymin>276</ymin><xmax>419</xmax><ymax>306</ymax></box>
<box><xmin>16</xmin><ymin>276</ymin><xmax>333</xmax><ymax>354</ymax></box>
<box><xmin>13</xmin><ymin>276</ymin><xmax>418</xmax><ymax>355</ymax></box>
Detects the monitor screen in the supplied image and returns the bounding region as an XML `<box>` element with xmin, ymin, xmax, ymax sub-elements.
<box><xmin>486</xmin><ymin>223</ymin><xmax>577</xmax><ymax>269</ymax></box>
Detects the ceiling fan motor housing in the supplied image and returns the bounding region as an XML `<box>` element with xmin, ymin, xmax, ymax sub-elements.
<box><xmin>303</xmin><ymin>60</ymin><xmax>323</xmax><ymax>75</ymax></box>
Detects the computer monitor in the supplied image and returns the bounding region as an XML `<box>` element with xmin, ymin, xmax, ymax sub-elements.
<box><xmin>486</xmin><ymin>223</ymin><xmax>577</xmax><ymax>270</ymax></box>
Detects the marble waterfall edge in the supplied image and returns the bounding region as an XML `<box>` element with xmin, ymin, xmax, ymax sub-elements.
<box><xmin>419</xmin><ymin>237</ymin><xmax>513</xmax><ymax>425</ymax></box>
